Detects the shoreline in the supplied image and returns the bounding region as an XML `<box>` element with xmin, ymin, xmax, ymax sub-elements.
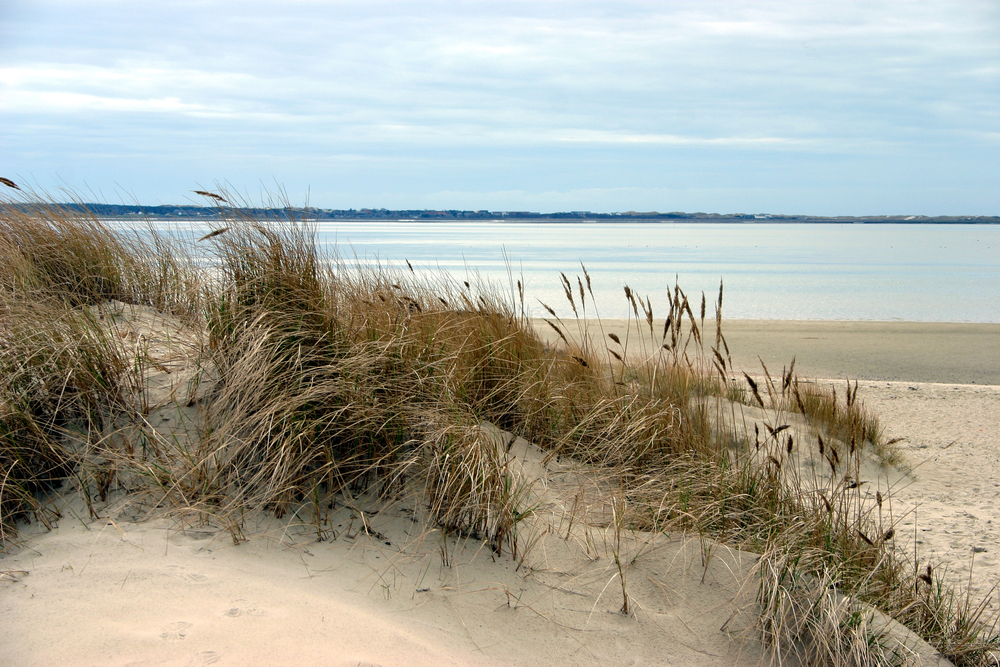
<box><xmin>532</xmin><ymin>318</ymin><xmax>1000</xmax><ymax>385</ymax></box>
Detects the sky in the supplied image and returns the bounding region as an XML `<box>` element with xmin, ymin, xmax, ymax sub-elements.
<box><xmin>1</xmin><ymin>0</ymin><xmax>998</xmax><ymax>215</ymax></box>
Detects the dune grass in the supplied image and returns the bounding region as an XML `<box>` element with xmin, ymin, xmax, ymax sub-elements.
<box><xmin>0</xmin><ymin>186</ymin><xmax>997</xmax><ymax>666</ymax></box>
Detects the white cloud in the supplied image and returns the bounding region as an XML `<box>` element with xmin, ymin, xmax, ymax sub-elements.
<box><xmin>1</xmin><ymin>0</ymin><xmax>997</xmax><ymax>212</ymax></box>
<box><xmin>552</xmin><ymin>129</ymin><xmax>817</xmax><ymax>148</ymax></box>
<box><xmin>1</xmin><ymin>89</ymin><xmax>211</xmax><ymax>115</ymax></box>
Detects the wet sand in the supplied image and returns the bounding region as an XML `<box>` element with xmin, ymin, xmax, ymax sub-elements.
<box><xmin>533</xmin><ymin>319</ymin><xmax>1000</xmax><ymax>384</ymax></box>
<box><xmin>722</xmin><ymin>320</ymin><xmax>1000</xmax><ymax>385</ymax></box>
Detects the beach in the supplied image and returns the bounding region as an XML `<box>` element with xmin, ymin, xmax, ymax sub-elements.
<box><xmin>534</xmin><ymin>318</ymin><xmax>1000</xmax><ymax>385</ymax></box>
<box><xmin>1</xmin><ymin>318</ymin><xmax>997</xmax><ymax>666</ymax></box>
<box><xmin>536</xmin><ymin>318</ymin><xmax>1000</xmax><ymax>598</ymax></box>
<box><xmin>5</xmin><ymin>0</ymin><xmax>997</xmax><ymax>661</ymax></box>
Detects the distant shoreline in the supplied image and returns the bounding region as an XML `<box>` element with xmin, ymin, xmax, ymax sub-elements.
<box><xmin>13</xmin><ymin>203</ymin><xmax>1000</xmax><ymax>224</ymax></box>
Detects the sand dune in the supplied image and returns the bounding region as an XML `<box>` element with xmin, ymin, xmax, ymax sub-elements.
<box><xmin>537</xmin><ymin>318</ymin><xmax>1000</xmax><ymax>602</ymax></box>
<box><xmin>2</xmin><ymin>318</ymin><xmax>996</xmax><ymax>666</ymax></box>
<box><xmin>0</xmin><ymin>461</ymin><xmax>767</xmax><ymax>666</ymax></box>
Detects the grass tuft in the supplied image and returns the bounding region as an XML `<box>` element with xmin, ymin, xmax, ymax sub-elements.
<box><xmin>0</xmin><ymin>188</ymin><xmax>996</xmax><ymax>665</ymax></box>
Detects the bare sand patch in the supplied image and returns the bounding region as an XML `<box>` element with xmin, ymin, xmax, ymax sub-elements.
<box><xmin>533</xmin><ymin>318</ymin><xmax>1000</xmax><ymax>385</ymax></box>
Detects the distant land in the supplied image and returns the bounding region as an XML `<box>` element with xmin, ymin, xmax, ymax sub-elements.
<box><xmin>25</xmin><ymin>203</ymin><xmax>1000</xmax><ymax>223</ymax></box>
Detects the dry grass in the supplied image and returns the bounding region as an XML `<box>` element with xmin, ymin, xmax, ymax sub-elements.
<box><xmin>0</xmin><ymin>187</ymin><xmax>997</xmax><ymax>666</ymax></box>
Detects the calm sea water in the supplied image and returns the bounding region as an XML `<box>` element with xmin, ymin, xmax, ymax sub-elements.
<box><xmin>313</xmin><ymin>222</ymin><xmax>999</xmax><ymax>322</ymax></box>
<box><xmin>142</xmin><ymin>221</ymin><xmax>1000</xmax><ymax>322</ymax></box>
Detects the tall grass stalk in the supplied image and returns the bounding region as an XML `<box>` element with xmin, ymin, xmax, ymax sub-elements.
<box><xmin>0</xmin><ymin>188</ymin><xmax>996</xmax><ymax>665</ymax></box>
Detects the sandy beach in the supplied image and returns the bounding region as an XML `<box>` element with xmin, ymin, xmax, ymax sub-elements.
<box><xmin>536</xmin><ymin>318</ymin><xmax>1000</xmax><ymax>597</ymax></box>
<box><xmin>2</xmin><ymin>318</ymin><xmax>997</xmax><ymax>666</ymax></box>
<box><xmin>534</xmin><ymin>318</ymin><xmax>1000</xmax><ymax>385</ymax></box>
<box><xmin>714</xmin><ymin>320</ymin><xmax>1000</xmax><ymax>386</ymax></box>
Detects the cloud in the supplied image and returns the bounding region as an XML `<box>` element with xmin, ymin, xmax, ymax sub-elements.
<box><xmin>551</xmin><ymin>129</ymin><xmax>819</xmax><ymax>148</ymax></box>
<box><xmin>1</xmin><ymin>0</ymin><xmax>997</xmax><ymax>213</ymax></box>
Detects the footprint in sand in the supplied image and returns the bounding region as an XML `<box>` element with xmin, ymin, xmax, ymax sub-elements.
<box><xmin>165</xmin><ymin>565</ymin><xmax>209</xmax><ymax>584</ymax></box>
<box><xmin>187</xmin><ymin>651</ymin><xmax>221</xmax><ymax>666</ymax></box>
<box><xmin>223</xmin><ymin>599</ymin><xmax>266</xmax><ymax>617</ymax></box>
<box><xmin>160</xmin><ymin>621</ymin><xmax>193</xmax><ymax>641</ymax></box>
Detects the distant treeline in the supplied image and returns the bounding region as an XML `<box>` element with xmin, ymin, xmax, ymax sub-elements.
<box><xmin>12</xmin><ymin>203</ymin><xmax>1000</xmax><ymax>224</ymax></box>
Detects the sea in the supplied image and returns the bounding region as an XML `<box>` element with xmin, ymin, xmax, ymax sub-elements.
<box><xmin>142</xmin><ymin>221</ymin><xmax>1000</xmax><ymax>323</ymax></box>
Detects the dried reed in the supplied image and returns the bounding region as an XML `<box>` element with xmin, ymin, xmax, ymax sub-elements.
<box><xmin>0</xmin><ymin>187</ymin><xmax>995</xmax><ymax>665</ymax></box>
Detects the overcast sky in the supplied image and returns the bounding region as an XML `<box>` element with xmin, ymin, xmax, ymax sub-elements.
<box><xmin>1</xmin><ymin>0</ymin><xmax>997</xmax><ymax>214</ymax></box>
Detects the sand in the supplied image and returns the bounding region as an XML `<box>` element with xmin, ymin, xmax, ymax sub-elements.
<box><xmin>717</xmin><ymin>320</ymin><xmax>1000</xmax><ymax>386</ymax></box>
<box><xmin>861</xmin><ymin>381</ymin><xmax>1000</xmax><ymax>602</ymax></box>
<box><xmin>534</xmin><ymin>318</ymin><xmax>1000</xmax><ymax>385</ymax></box>
<box><xmin>537</xmin><ymin>318</ymin><xmax>1000</xmax><ymax>599</ymax></box>
<box><xmin>2</xmin><ymin>316</ymin><xmax>997</xmax><ymax>666</ymax></box>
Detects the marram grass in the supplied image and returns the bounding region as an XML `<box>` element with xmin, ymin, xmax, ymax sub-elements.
<box><xmin>0</xmin><ymin>186</ymin><xmax>997</xmax><ymax>666</ymax></box>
